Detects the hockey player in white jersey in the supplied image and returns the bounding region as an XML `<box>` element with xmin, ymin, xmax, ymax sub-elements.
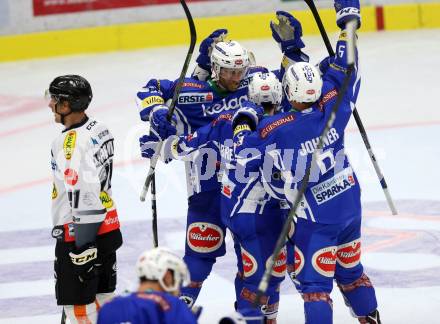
<box><xmin>48</xmin><ymin>75</ymin><xmax>123</xmax><ymax>323</ymax></box>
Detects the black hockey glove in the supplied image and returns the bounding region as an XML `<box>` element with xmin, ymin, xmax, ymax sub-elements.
<box><xmin>69</xmin><ymin>243</ymin><xmax>100</xmax><ymax>282</ymax></box>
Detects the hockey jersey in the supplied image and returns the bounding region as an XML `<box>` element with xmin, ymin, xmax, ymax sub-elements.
<box><xmin>163</xmin><ymin>110</ymin><xmax>290</xmax><ymax>222</ymax></box>
<box><xmin>232</xmin><ymin>31</ymin><xmax>362</xmax><ymax>224</ymax></box>
<box><xmin>50</xmin><ymin>116</ymin><xmax>120</xmax><ymax>242</ymax></box>
<box><xmin>97</xmin><ymin>291</ymin><xmax>197</xmax><ymax>324</ymax></box>
<box><xmin>136</xmin><ymin>67</ymin><xmax>267</xmax><ymax>196</ymax></box>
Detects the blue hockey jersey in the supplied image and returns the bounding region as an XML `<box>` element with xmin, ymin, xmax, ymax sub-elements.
<box><xmin>163</xmin><ymin>110</ymin><xmax>290</xmax><ymax>224</ymax></box>
<box><xmin>136</xmin><ymin>67</ymin><xmax>267</xmax><ymax>196</ymax></box>
<box><xmin>231</xmin><ymin>31</ymin><xmax>362</xmax><ymax>224</ymax></box>
<box><xmin>97</xmin><ymin>291</ymin><xmax>197</xmax><ymax>324</ymax></box>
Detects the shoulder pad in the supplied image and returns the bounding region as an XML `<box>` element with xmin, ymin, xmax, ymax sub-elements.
<box><xmin>180</xmin><ymin>77</ymin><xmax>209</xmax><ymax>91</ymax></box>
<box><xmin>317</xmin><ymin>82</ymin><xmax>339</xmax><ymax>111</ymax></box>
<box><xmin>84</xmin><ymin>119</ymin><xmax>99</xmax><ymax>131</ymax></box>
<box><xmin>258</xmin><ymin>113</ymin><xmax>296</xmax><ymax>139</ymax></box>
<box><xmin>247</xmin><ymin>66</ymin><xmax>269</xmax><ymax>75</ymax></box>
<box><xmin>212</xmin><ymin>112</ymin><xmax>233</xmax><ymax>126</ymax></box>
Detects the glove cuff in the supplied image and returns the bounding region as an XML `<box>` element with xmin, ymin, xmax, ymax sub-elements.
<box><xmin>149</xmin><ymin>104</ymin><xmax>168</xmax><ymax>122</ymax></box>
<box><xmin>336</xmin><ymin>7</ymin><xmax>361</xmax><ymax>28</ymax></box>
<box><xmin>282</xmin><ymin>51</ymin><xmax>310</xmax><ymax>70</ymax></box>
<box><xmin>232</xmin><ymin>107</ymin><xmax>259</xmax><ymax>130</ymax></box>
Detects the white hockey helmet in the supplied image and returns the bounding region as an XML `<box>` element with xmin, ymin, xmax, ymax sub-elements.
<box><xmin>211</xmin><ymin>40</ymin><xmax>250</xmax><ymax>81</ymax></box>
<box><xmin>248</xmin><ymin>72</ymin><xmax>282</xmax><ymax>107</ymax></box>
<box><xmin>283</xmin><ymin>62</ymin><xmax>323</xmax><ymax>103</ymax></box>
<box><xmin>136</xmin><ymin>247</ymin><xmax>190</xmax><ymax>293</ymax></box>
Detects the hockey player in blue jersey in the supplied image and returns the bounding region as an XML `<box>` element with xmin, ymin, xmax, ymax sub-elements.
<box><xmin>156</xmin><ymin>72</ymin><xmax>290</xmax><ymax>323</ymax></box>
<box><xmin>229</xmin><ymin>1</ymin><xmax>381</xmax><ymax>323</ymax></box>
<box><xmin>97</xmin><ymin>247</ymin><xmax>197</xmax><ymax>324</ymax></box>
<box><xmin>137</xmin><ymin>31</ymin><xmax>274</xmax><ymax>308</ymax></box>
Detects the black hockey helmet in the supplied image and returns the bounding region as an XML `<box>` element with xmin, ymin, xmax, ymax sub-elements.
<box><xmin>48</xmin><ymin>75</ymin><xmax>93</xmax><ymax>111</ymax></box>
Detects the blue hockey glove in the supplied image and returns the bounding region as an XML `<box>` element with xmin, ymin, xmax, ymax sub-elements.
<box><xmin>139</xmin><ymin>133</ymin><xmax>173</xmax><ymax>163</ymax></box>
<box><xmin>271</xmin><ymin>11</ymin><xmax>305</xmax><ymax>53</ymax></box>
<box><xmin>317</xmin><ymin>55</ymin><xmax>335</xmax><ymax>75</ymax></box>
<box><xmin>196</xmin><ymin>28</ymin><xmax>228</xmax><ymax>71</ymax></box>
<box><xmin>334</xmin><ymin>0</ymin><xmax>361</xmax><ymax>29</ymax></box>
<box><xmin>69</xmin><ymin>244</ymin><xmax>99</xmax><ymax>282</ymax></box>
<box><xmin>232</xmin><ymin>101</ymin><xmax>264</xmax><ymax>132</ymax></box>
<box><xmin>139</xmin><ymin>134</ymin><xmax>159</xmax><ymax>159</ymax></box>
<box><xmin>149</xmin><ymin>105</ymin><xmax>177</xmax><ymax>140</ymax></box>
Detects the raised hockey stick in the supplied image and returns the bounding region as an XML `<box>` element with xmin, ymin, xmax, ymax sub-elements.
<box><xmin>304</xmin><ymin>0</ymin><xmax>397</xmax><ymax>215</ymax></box>
<box><xmin>140</xmin><ymin>0</ymin><xmax>197</xmax><ymax>202</ymax></box>
<box><xmin>151</xmin><ymin>175</ymin><xmax>159</xmax><ymax>247</ymax></box>
<box><xmin>254</xmin><ymin>19</ymin><xmax>359</xmax><ymax>305</ymax></box>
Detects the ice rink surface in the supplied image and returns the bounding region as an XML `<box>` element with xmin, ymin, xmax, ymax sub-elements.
<box><xmin>0</xmin><ymin>29</ymin><xmax>439</xmax><ymax>323</ymax></box>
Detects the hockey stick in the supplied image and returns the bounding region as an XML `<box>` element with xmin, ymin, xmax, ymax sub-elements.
<box><xmin>254</xmin><ymin>19</ymin><xmax>359</xmax><ymax>306</ymax></box>
<box><xmin>304</xmin><ymin>0</ymin><xmax>397</xmax><ymax>215</ymax></box>
<box><xmin>151</xmin><ymin>175</ymin><xmax>159</xmax><ymax>247</ymax></box>
<box><xmin>140</xmin><ymin>0</ymin><xmax>197</xmax><ymax>202</ymax></box>
<box><xmin>60</xmin><ymin>308</ymin><xmax>66</xmax><ymax>324</ymax></box>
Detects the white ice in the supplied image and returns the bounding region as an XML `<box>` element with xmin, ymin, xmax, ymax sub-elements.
<box><xmin>0</xmin><ymin>29</ymin><xmax>439</xmax><ymax>323</ymax></box>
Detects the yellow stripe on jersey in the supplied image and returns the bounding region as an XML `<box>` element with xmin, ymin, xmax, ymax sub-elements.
<box><xmin>63</xmin><ymin>131</ymin><xmax>77</xmax><ymax>160</ymax></box>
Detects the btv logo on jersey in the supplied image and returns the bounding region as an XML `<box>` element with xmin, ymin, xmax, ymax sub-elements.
<box><xmin>241</xmin><ymin>247</ymin><xmax>257</xmax><ymax>277</ymax></box>
<box><xmin>178</xmin><ymin>92</ymin><xmax>213</xmax><ymax>104</ymax></box>
<box><xmin>266</xmin><ymin>246</ymin><xmax>287</xmax><ymax>277</ymax></box>
<box><xmin>337</xmin><ymin>239</ymin><xmax>361</xmax><ymax>268</ymax></box>
<box><xmin>64</xmin><ymin>168</ymin><xmax>78</xmax><ymax>186</ymax></box>
<box><xmin>187</xmin><ymin>222</ymin><xmax>223</xmax><ymax>253</ymax></box>
<box><xmin>312</xmin><ymin>246</ymin><xmax>337</xmax><ymax>277</ymax></box>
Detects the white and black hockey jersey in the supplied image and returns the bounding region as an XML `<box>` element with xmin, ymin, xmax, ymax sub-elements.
<box><xmin>50</xmin><ymin>116</ymin><xmax>120</xmax><ymax>243</ymax></box>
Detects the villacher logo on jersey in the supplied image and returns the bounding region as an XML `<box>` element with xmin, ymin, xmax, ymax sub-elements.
<box><xmin>267</xmin><ymin>246</ymin><xmax>287</xmax><ymax>277</ymax></box>
<box><xmin>241</xmin><ymin>247</ymin><xmax>257</xmax><ymax>277</ymax></box>
<box><xmin>187</xmin><ymin>222</ymin><xmax>223</xmax><ymax>253</ymax></box>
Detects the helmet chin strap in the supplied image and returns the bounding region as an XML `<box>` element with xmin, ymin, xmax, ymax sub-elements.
<box><xmin>55</xmin><ymin>101</ymin><xmax>72</xmax><ymax>125</ymax></box>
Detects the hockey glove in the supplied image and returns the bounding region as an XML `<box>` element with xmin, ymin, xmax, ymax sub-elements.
<box><xmin>232</xmin><ymin>101</ymin><xmax>264</xmax><ymax>133</ymax></box>
<box><xmin>196</xmin><ymin>29</ymin><xmax>228</xmax><ymax>71</ymax></box>
<box><xmin>317</xmin><ymin>55</ymin><xmax>335</xmax><ymax>75</ymax></box>
<box><xmin>334</xmin><ymin>0</ymin><xmax>361</xmax><ymax>29</ymax></box>
<box><xmin>149</xmin><ymin>105</ymin><xmax>177</xmax><ymax>141</ymax></box>
<box><xmin>139</xmin><ymin>134</ymin><xmax>160</xmax><ymax>159</ymax></box>
<box><xmin>139</xmin><ymin>133</ymin><xmax>174</xmax><ymax>163</ymax></box>
<box><xmin>69</xmin><ymin>243</ymin><xmax>99</xmax><ymax>282</ymax></box>
<box><xmin>193</xmin><ymin>28</ymin><xmax>228</xmax><ymax>80</ymax></box>
<box><xmin>137</xmin><ymin>86</ymin><xmax>165</xmax><ymax>122</ymax></box>
<box><xmin>271</xmin><ymin>11</ymin><xmax>306</xmax><ymax>52</ymax></box>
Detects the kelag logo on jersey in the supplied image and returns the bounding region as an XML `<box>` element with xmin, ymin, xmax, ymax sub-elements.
<box><xmin>178</xmin><ymin>92</ymin><xmax>213</xmax><ymax>105</ymax></box>
<box><xmin>311</xmin><ymin>167</ymin><xmax>356</xmax><ymax>204</ymax></box>
<box><xmin>202</xmin><ymin>94</ymin><xmax>248</xmax><ymax>116</ymax></box>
